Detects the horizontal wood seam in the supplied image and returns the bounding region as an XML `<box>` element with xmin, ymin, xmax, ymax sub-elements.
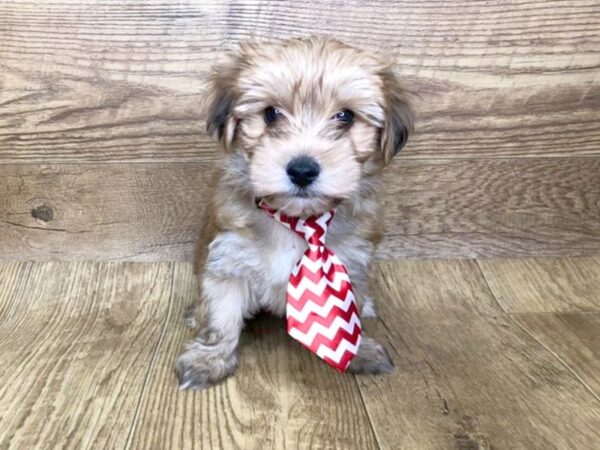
<box><xmin>3</xmin><ymin>155</ymin><xmax>600</xmax><ymax>166</ymax></box>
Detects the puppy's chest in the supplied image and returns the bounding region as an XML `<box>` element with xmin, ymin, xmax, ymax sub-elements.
<box><xmin>207</xmin><ymin>219</ymin><xmax>359</xmax><ymax>289</ymax></box>
<box><xmin>258</xmin><ymin>221</ymin><xmax>360</xmax><ymax>285</ymax></box>
<box><xmin>261</xmin><ymin>224</ymin><xmax>306</xmax><ymax>284</ymax></box>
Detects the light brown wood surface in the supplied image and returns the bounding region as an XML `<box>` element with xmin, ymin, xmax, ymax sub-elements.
<box><xmin>0</xmin><ymin>261</ymin><xmax>174</xmax><ymax>449</ymax></box>
<box><xmin>511</xmin><ymin>312</ymin><xmax>600</xmax><ymax>397</ymax></box>
<box><xmin>1</xmin><ymin>0</ymin><xmax>599</xmax><ymax>260</ymax></box>
<box><xmin>358</xmin><ymin>260</ymin><xmax>600</xmax><ymax>449</ymax></box>
<box><xmin>0</xmin><ymin>164</ymin><xmax>208</xmax><ymax>261</ymax></box>
<box><xmin>479</xmin><ymin>256</ymin><xmax>600</xmax><ymax>409</ymax></box>
<box><xmin>478</xmin><ymin>257</ymin><xmax>600</xmax><ymax>313</ymax></box>
<box><xmin>1</xmin><ymin>258</ymin><xmax>599</xmax><ymax>449</ymax></box>
<box><xmin>1</xmin><ymin>0</ymin><xmax>598</xmax><ymax>162</ymax></box>
<box><xmin>2</xmin><ymin>158</ymin><xmax>599</xmax><ymax>261</ymax></box>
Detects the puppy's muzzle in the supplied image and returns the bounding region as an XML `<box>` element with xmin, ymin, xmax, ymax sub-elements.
<box><xmin>286</xmin><ymin>155</ymin><xmax>320</xmax><ymax>188</ymax></box>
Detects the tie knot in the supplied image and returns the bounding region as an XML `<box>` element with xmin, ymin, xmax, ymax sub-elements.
<box><xmin>297</xmin><ymin>214</ymin><xmax>332</xmax><ymax>246</ymax></box>
<box><xmin>258</xmin><ymin>200</ymin><xmax>334</xmax><ymax>246</ymax></box>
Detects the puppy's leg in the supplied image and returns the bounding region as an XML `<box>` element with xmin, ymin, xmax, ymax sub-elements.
<box><xmin>359</xmin><ymin>296</ymin><xmax>377</xmax><ymax>319</ymax></box>
<box><xmin>348</xmin><ymin>276</ymin><xmax>393</xmax><ymax>374</ymax></box>
<box><xmin>176</xmin><ymin>275</ymin><xmax>249</xmax><ymax>390</ymax></box>
<box><xmin>351</xmin><ymin>273</ymin><xmax>378</xmax><ymax>319</ymax></box>
<box><xmin>347</xmin><ymin>336</ymin><xmax>395</xmax><ymax>375</ymax></box>
<box><xmin>339</xmin><ymin>255</ymin><xmax>391</xmax><ymax>373</ymax></box>
<box><xmin>184</xmin><ymin>303</ymin><xmax>199</xmax><ymax>330</ymax></box>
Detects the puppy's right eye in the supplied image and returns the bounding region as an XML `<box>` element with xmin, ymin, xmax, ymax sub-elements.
<box><xmin>264</xmin><ymin>106</ymin><xmax>282</xmax><ymax>125</ymax></box>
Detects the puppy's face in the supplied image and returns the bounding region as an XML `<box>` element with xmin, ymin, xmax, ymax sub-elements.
<box><xmin>206</xmin><ymin>37</ymin><xmax>413</xmax><ymax>216</ymax></box>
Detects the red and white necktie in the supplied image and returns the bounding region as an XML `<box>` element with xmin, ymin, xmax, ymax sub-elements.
<box><xmin>259</xmin><ymin>201</ymin><xmax>361</xmax><ymax>371</ymax></box>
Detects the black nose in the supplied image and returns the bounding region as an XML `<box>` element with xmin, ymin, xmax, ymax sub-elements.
<box><xmin>286</xmin><ymin>156</ymin><xmax>320</xmax><ymax>187</ymax></box>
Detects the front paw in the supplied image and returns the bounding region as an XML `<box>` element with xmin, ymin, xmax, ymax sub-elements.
<box><xmin>347</xmin><ymin>336</ymin><xmax>395</xmax><ymax>375</ymax></box>
<box><xmin>175</xmin><ymin>339</ymin><xmax>238</xmax><ymax>390</ymax></box>
<box><xmin>360</xmin><ymin>297</ymin><xmax>377</xmax><ymax>319</ymax></box>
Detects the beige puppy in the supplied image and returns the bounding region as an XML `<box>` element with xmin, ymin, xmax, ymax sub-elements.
<box><xmin>176</xmin><ymin>36</ymin><xmax>413</xmax><ymax>390</ymax></box>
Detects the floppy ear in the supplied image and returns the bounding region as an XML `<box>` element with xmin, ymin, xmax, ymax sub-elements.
<box><xmin>379</xmin><ymin>68</ymin><xmax>414</xmax><ymax>164</ymax></box>
<box><xmin>205</xmin><ymin>54</ymin><xmax>240</xmax><ymax>151</ymax></box>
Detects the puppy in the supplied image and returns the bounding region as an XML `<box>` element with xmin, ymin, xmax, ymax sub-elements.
<box><xmin>176</xmin><ymin>36</ymin><xmax>413</xmax><ymax>390</ymax></box>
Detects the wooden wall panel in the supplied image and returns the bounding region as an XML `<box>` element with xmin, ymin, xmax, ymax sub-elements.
<box><xmin>380</xmin><ymin>157</ymin><xmax>600</xmax><ymax>258</ymax></box>
<box><xmin>2</xmin><ymin>158</ymin><xmax>598</xmax><ymax>261</ymax></box>
<box><xmin>1</xmin><ymin>0</ymin><xmax>599</xmax><ymax>163</ymax></box>
<box><xmin>0</xmin><ymin>0</ymin><xmax>599</xmax><ymax>260</ymax></box>
<box><xmin>0</xmin><ymin>164</ymin><xmax>208</xmax><ymax>261</ymax></box>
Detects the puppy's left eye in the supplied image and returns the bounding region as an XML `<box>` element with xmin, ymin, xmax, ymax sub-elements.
<box><xmin>333</xmin><ymin>109</ymin><xmax>354</xmax><ymax>127</ymax></box>
<box><xmin>264</xmin><ymin>106</ymin><xmax>283</xmax><ymax>125</ymax></box>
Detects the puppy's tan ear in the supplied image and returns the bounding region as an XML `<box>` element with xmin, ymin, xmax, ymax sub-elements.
<box><xmin>380</xmin><ymin>68</ymin><xmax>414</xmax><ymax>164</ymax></box>
<box><xmin>205</xmin><ymin>54</ymin><xmax>240</xmax><ymax>151</ymax></box>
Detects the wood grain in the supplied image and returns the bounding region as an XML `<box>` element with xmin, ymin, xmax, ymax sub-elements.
<box><xmin>0</xmin><ymin>164</ymin><xmax>209</xmax><ymax>261</ymax></box>
<box><xmin>127</xmin><ymin>262</ymin><xmax>379</xmax><ymax>450</ymax></box>
<box><xmin>1</xmin><ymin>0</ymin><xmax>599</xmax><ymax>261</ymax></box>
<box><xmin>480</xmin><ymin>256</ymin><xmax>600</xmax><ymax>397</ymax></box>
<box><xmin>1</xmin><ymin>259</ymin><xmax>599</xmax><ymax>448</ymax></box>
<box><xmin>0</xmin><ymin>261</ymin><xmax>173</xmax><ymax>449</ymax></box>
<box><xmin>478</xmin><ymin>257</ymin><xmax>600</xmax><ymax>313</ymax></box>
<box><xmin>2</xmin><ymin>157</ymin><xmax>599</xmax><ymax>261</ymax></box>
<box><xmin>356</xmin><ymin>260</ymin><xmax>600</xmax><ymax>449</ymax></box>
<box><xmin>512</xmin><ymin>312</ymin><xmax>600</xmax><ymax>397</ymax></box>
<box><xmin>1</xmin><ymin>0</ymin><xmax>599</xmax><ymax>162</ymax></box>
<box><xmin>380</xmin><ymin>158</ymin><xmax>600</xmax><ymax>259</ymax></box>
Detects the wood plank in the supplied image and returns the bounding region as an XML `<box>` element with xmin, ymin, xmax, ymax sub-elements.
<box><xmin>0</xmin><ymin>261</ymin><xmax>173</xmax><ymax>449</ymax></box>
<box><xmin>2</xmin><ymin>157</ymin><xmax>600</xmax><ymax>261</ymax></box>
<box><xmin>380</xmin><ymin>158</ymin><xmax>600</xmax><ymax>259</ymax></box>
<box><xmin>1</xmin><ymin>0</ymin><xmax>599</xmax><ymax>162</ymax></box>
<box><xmin>512</xmin><ymin>312</ymin><xmax>600</xmax><ymax>396</ymax></box>
<box><xmin>356</xmin><ymin>260</ymin><xmax>600</xmax><ymax>449</ymax></box>
<box><xmin>478</xmin><ymin>257</ymin><xmax>600</xmax><ymax>313</ymax></box>
<box><xmin>0</xmin><ymin>164</ymin><xmax>209</xmax><ymax>261</ymax></box>
<box><xmin>127</xmin><ymin>262</ymin><xmax>379</xmax><ymax>450</ymax></box>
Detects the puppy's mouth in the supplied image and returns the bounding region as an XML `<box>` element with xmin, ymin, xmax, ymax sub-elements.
<box><xmin>290</xmin><ymin>186</ymin><xmax>315</xmax><ymax>199</ymax></box>
<box><xmin>258</xmin><ymin>191</ymin><xmax>342</xmax><ymax>217</ymax></box>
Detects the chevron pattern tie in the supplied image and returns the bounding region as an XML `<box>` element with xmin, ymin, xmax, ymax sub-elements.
<box><xmin>259</xmin><ymin>201</ymin><xmax>361</xmax><ymax>371</ymax></box>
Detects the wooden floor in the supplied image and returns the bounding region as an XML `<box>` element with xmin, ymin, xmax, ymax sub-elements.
<box><xmin>1</xmin><ymin>258</ymin><xmax>599</xmax><ymax>449</ymax></box>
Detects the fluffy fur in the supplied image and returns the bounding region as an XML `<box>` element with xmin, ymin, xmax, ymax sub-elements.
<box><xmin>176</xmin><ymin>36</ymin><xmax>414</xmax><ymax>390</ymax></box>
